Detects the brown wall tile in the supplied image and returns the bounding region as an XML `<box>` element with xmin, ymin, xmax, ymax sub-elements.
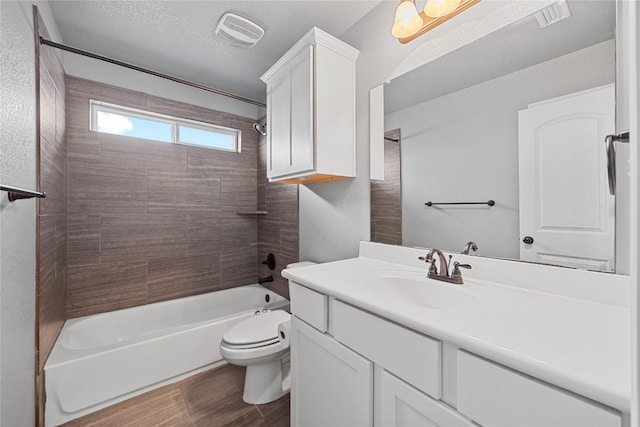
<box><xmin>67</xmin><ymin>262</ymin><xmax>148</xmax><ymax>318</ymax></box>
<box><xmin>371</xmin><ymin>135</ymin><xmax>402</xmax><ymax>246</ymax></box>
<box><xmin>68</xmin><ymin>164</ymin><xmax>148</xmax><ymax>215</ymax></box>
<box><xmin>67</xmin><ymin>127</ymin><xmax>100</xmax><ymax>166</ymax></box>
<box><xmin>37</xmin><ymin>26</ymin><xmax>68</xmax><ymax>424</ymax></box>
<box><xmin>147</xmin><ymin>254</ymin><xmax>221</xmax><ymax>302</ymax></box>
<box><xmin>65</xmin><ymin>77</ymin><xmax>273</xmax><ymax>317</ymax></box>
<box><xmin>255</xmin><ymin>127</ymin><xmax>299</xmax><ymax>299</ymax></box>
<box><xmin>39</xmin><ymin>274</ymin><xmax>65</xmax><ymax>371</ymax></box>
<box><xmin>67</xmin><ymin>215</ymin><xmax>101</xmax><ymax>266</ymax></box>
<box><xmin>147</xmin><ymin>171</ymin><xmax>221</xmax><ymax>214</ymax></box>
<box><xmin>221</xmin><ymin>245</ymin><xmax>258</xmax><ymax>290</ymax></box>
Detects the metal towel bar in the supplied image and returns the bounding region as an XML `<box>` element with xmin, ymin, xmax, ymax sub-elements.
<box><xmin>0</xmin><ymin>184</ymin><xmax>46</xmax><ymax>202</ymax></box>
<box><xmin>425</xmin><ymin>200</ymin><xmax>495</xmax><ymax>207</ymax></box>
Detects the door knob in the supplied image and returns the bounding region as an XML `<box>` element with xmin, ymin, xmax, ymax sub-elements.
<box><xmin>522</xmin><ymin>236</ymin><xmax>534</xmax><ymax>244</ymax></box>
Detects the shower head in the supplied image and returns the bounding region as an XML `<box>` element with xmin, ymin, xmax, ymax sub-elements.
<box><xmin>253</xmin><ymin>123</ymin><xmax>267</xmax><ymax>136</ymax></box>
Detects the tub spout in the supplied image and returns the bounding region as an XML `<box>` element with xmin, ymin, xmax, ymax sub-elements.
<box><xmin>258</xmin><ymin>276</ymin><xmax>273</xmax><ymax>285</ymax></box>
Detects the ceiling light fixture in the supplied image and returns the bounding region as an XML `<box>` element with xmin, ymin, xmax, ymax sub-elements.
<box><xmin>391</xmin><ymin>0</ymin><xmax>423</xmax><ymax>39</ymax></box>
<box><xmin>392</xmin><ymin>0</ymin><xmax>481</xmax><ymax>44</ymax></box>
<box><xmin>424</xmin><ymin>0</ymin><xmax>461</xmax><ymax>18</ymax></box>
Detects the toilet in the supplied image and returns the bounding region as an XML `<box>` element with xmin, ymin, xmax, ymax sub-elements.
<box><xmin>220</xmin><ymin>261</ymin><xmax>316</xmax><ymax>404</ymax></box>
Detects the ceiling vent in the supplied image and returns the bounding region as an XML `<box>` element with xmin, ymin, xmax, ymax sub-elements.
<box><xmin>215</xmin><ymin>13</ymin><xmax>265</xmax><ymax>48</ymax></box>
<box><xmin>534</xmin><ymin>1</ymin><xmax>571</xmax><ymax>29</ymax></box>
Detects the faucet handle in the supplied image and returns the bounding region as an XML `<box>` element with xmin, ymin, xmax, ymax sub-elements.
<box><xmin>418</xmin><ymin>254</ymin><xmax>438</xmax><ymax>275</ymax></box>
<box><xmin>452</xmin><ymin>261</ymin><xmax>472</xmax><ymax>276</ymax></box>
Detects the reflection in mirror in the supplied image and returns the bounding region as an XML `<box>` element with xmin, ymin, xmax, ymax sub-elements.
<box><xmin>371</xmin><ymin>129</ymin><xmax>402</xmax><ymax>245</ymax></box>
<box><xmin>371</xmin><ymin>0</ymin><xmax>618</xmax><ymax>272</ymax></box>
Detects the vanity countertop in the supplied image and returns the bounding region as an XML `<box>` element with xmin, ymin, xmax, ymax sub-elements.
<box><xmin>282</xmin><ymin>255</ymin><xmax>630</xmax><ymax>412</ymax></box>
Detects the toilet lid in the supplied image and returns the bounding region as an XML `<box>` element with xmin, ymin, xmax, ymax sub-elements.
<box><xmin>223</xmin><ymin>310</ymin><xmax>290</xmax><ymax>346</ymax></box>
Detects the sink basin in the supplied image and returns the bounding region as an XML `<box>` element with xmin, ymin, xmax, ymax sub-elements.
<box><xmin>356</xmin><ymin>271</ymin><xmax>480</xmax><ymax>311</ymax></box>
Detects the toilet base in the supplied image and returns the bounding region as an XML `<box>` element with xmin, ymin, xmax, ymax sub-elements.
<box><xmin>242</xmin><ymin>357</ymin><xmax>290</xmax><ymax>404</ymax></box>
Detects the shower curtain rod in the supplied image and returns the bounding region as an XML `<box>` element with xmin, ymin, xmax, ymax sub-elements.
<box><xmin>40</xmin><ymin>37</ymin><xmax>267</xmax><ymax>108</ymax></box>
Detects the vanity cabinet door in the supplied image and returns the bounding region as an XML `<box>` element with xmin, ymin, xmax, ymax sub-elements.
<box><xmin>291</xmin><ymin>316</ymin><xmax>373</xmax><ymax>427</ymax></box>
<box><xmin>381</xmin><ymin>370</ymin><xmax>473</xmax><ymax>427</ymax></box>
<box><xmin>457</xmin><ymin>351</ymin><xmax>622</xmax><ymax>427</ymax></box>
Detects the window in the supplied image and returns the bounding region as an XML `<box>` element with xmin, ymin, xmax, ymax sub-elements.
<box><xmin>90</xmin><ymin>100</ymin><xmax>241</xmax><ymax>152</ymax></box>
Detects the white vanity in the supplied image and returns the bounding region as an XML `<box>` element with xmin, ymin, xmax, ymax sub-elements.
<box><xmin>283</xmin><ymin>242</ymin><xmax>630</xmax><ymax>427</ymax></box>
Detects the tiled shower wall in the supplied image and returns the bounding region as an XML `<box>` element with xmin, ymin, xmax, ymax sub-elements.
<box><xmin>37</xmin><ymin>18</ymin><xmax>67</xmax><ymax>426</ymax></box>
<box><xmin>257</xmin><ymin>125</ymin><xmax>299</xmax><ymax>299</ymax></box>
<box><xmin>370</xmin><ymin>132</ymin><xmax>402</xmax><ymax>245</ymax></box>
<box><xmin>66</xmin><ymin>77</ymin><xmax>263</xmax><ymax>318</ymax></box>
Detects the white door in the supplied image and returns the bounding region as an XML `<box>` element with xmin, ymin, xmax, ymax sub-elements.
<box><xmin>380</xmin><ymin>370</ymin><xmax>473</xmax><ymax>427</ymax></box>
<box><xmin>518</xmin><ymin>84</ymin><xmax>615</xmax><ymax>271</ymax></box>
<box><xmin>291</xmin><ymin>316</ymin><xmax>373</xmax><ymax>427</ymax></box>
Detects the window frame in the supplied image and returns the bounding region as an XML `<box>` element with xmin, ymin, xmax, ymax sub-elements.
<box><xmin>89</xmin><ymin>100</ymin><xmax>242</xmax><ymax>153</ymax></box>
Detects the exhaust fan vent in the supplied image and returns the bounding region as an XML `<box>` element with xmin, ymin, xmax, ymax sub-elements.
<box><xmin>215</xmin><ymin>13</ymin><xmax>265</xmax><ymax>48</ymax></box>
<box><xmin>534</xmin><ymin>1</ymin><xmax>571</xmax><ymax>29</ymax></box>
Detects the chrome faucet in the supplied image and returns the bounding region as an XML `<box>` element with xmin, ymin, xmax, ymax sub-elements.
<box><xmin>419</xmin><ymin>249</ymin><xmax>471</xmax><ymax>285</ymax></box>
<box><xmin>462</xmin><ymin>241</ymin><xmax>478</xmax><ymax>255</ymax></box>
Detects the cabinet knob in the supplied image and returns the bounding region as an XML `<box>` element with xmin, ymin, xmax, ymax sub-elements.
<box><xmin>522</xmin><ymin>236</ymin><xmax>534</xmax><ymax>245</ymax></box>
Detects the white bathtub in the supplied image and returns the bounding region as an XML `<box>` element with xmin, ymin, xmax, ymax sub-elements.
<box><xmin>44</xmin><ymin>284</ymin><xmax>289</xmax><ymax>426</ymax></box>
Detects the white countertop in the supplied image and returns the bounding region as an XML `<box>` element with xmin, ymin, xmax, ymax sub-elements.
<box><xmin>282</xmin><ymin>255</ymin><xmax>631</xmax><ymax>412</ymax></box>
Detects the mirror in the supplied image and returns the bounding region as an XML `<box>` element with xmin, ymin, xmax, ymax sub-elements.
<box><xmin>370</xmin><ymin>0</ymin><xmax>619</xmax><ymax>272</ymax></box>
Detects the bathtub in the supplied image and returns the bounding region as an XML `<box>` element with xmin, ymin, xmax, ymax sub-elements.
<box><xmin>44</xmin><ymin>284</ymin><xmax>289</xmax><ymax>426</ymax></box>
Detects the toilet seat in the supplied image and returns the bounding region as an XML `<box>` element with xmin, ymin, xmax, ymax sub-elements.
<box><xmin>222</xmin><ymin>310</ymin><xmax>290</xmax><ymax>347</ymax></box>
<box><xmin>220</xmin><ymin>338</ymin><xmax>289</xmax><ymax>365</ymax></box>
<box><xmin>220</xmin><ymin>310</ymin><xmax>291</xmax><ymax>368</ymax></box>
<box><xmin>221</xmin><ymin>337</ymin><xmax>280</xmax><ymax>350</ymax></box>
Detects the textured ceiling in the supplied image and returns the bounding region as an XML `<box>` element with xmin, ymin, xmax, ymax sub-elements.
<box><xmin>48</xmin><ymin>1</ymin><xmax>384</xmax><ymax>103</ymax></box>
<box><xmin>385</xmin><ymin>0</ymin><xmax>616</xmax><ymax>113</ymax></box>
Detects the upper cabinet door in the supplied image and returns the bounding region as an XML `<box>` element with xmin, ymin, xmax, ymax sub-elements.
<box><xmin>266</xmin><ymin>45</ymin><xmax>313</xmax><ymax>179</ymax></box>
<box><xmin>518</xmin><ymin>84</ymin><xmax>615</xmax><ymax>271</ymax></box>
<box><xmin>267</xmin><ymin>71</ymin><xmax>292</xmax><ymax>177</ymax></box>
<box><xmin>289</xmin><ymin>45</ymin><xmax>314</xmax><ymax>176</ymax></box>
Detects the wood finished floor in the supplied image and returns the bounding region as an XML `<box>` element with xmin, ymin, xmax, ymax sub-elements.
<box><xmin>62</xmin><ymin>364</ymin><xmax>290</xmax><ymax>427</ymax></box>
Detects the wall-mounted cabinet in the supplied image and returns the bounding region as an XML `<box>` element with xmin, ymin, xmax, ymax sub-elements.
<box><xmin>261</xmin><ymin>27</ymin><xmax>359</xmax><ymax>184</ymax></box>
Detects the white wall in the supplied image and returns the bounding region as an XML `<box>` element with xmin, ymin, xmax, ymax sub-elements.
<box><xmin>0</xmin><ymin>2</ymin><xmax>61</xmax><ymax>425</ymax></box>
<box><xmin>386</xmin><ymin>40</ymin><xmax>614</xmax><ymax>259</ymax></box>
<box><xmin>64</xmin><ymin>54</ymin><xmax>265</xmax><ymax>120</ymax></box>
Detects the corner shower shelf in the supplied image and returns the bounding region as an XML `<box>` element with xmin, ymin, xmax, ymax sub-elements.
<box><xmin>236</xmin><ymin>211</ymin><xmax>268</xmax><ymax>215</ymax></box>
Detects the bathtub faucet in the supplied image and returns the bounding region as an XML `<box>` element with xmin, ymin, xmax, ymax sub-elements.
<box><xmin>258</xmin><ymin>276</ymin><xmax>273</xmax><ymax>285</ymax></box>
